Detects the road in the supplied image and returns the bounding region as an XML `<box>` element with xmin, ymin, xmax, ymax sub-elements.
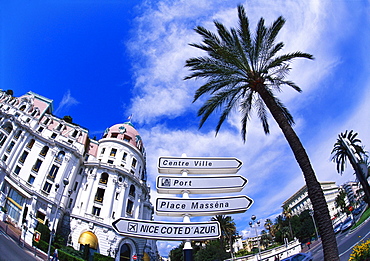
<box><xmin>0</xmin><ymin>229</ymin><xmax>40</xmax><ymax>261</ymax></box>
<box><xmin>310</xmin><ymin>218</ymin><xmax>370</xmax><ymax>260</ymax></box>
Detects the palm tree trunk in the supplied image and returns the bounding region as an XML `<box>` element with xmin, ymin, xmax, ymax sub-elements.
<box><xmin>256</xmin><ymin>84</ymin><xmax>339</xmax><ymax>260</ymax></box>
<box><xmin>347</xmin><ymin>151</ymin><xmax>370</xmax><ymax>204</ymax></box>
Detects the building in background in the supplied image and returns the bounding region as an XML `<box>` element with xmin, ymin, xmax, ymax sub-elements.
<box><xmin>0</xmin><ymin>90</ymin><xmax>158</xmax><ymax>260</ymax></box>
<box><xmin>282</xmin><ymin>181</ymin><xmax>340</xmax><ymax>219</ymax></box>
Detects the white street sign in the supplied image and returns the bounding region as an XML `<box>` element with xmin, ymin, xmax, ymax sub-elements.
<box><xmin>158</xmin><ymin>156</ymin><xmax>243</xmax><ymax>174</ymax></box>
<box><xmin>112</xmin><ymin>218</ymin><xmax>220</xmax><ymax>240</ymax></box>
<box><xmin>156</xmin><ymin>195</ymin><xmax>253</xmax><ymax>216</ymax></box>
<box><xmin>156</xmin><ymin>175</ymin><xmax>248</xmax><ymax>194</ymax></box>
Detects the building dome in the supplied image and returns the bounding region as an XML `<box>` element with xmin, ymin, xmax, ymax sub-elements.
<box><xmin>102</xmin><ymin>122</ymin><xmax>144</xmax><ymax>152</ymax></box>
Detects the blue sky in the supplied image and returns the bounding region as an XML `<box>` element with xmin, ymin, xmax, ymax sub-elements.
<box><xmin>1</xmin><ymin>0</ymin><xmax>370</xmax><ymax>256</ymax></box>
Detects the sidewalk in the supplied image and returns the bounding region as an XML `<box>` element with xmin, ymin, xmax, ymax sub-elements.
<box><xmin>0</xmin><ymin>219</ymin><xmax>48</xmax><ymax>260</ymax></box>
<box><xmin>301</xmin><ymin>238</ymin><xmax>321</xmax><ymax>253</ymax></box>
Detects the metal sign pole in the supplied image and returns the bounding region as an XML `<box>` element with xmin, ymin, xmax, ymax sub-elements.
<box><xmin>181</xmin><ymin>167</ymin><xmax>193</xmax><ymax>261</ymax></box>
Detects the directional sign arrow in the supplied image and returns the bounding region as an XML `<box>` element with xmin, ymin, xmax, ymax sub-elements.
<box><xmin>156</xmin><ymin>195</ymin><xmax>253</xmax><ymax>216</ymax></box>
<box><xmin>158</xmin><ymin>156</ymin><xmax>243</xmax><ymax>174</ymax></box>
<box><xmin>112</xmin><ymin>218</ymin><xmax>220</xmax><ymax>240</ymax></box>
<box><xmin>156</xmin><ymin>175</ymin><xmax>248</xmax><ymax>194</ymax></box>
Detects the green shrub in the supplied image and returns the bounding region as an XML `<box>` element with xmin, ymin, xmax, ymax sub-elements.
<box><xmin>59</xmin><ymin>249</ymin><xmax>85</xmax><ymax>261</ymax></box>
<box><xmin>93</xmin><ymin>252</ymin><xmax>114</xmax><ymax>261</ymax></box>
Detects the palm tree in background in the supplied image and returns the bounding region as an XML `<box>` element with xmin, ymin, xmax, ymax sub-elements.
<box><xmin>184</xmin><ymin>5</ymin><xmax>339</xmax><ymax>260</ymax></box>
<box><xmin>211</xmin><ymin>215</ymin><xmax>237</xmax><ymax>254</ymax></box>
<box><xmin>282</xmin><ymin>207</ymin><xmax>294</xmax><ymax>239</ymax></box>
<box><xmin>264</xmin><ymin>219</ymin><xmax>275</xmax><ymax>238</ymax></box>
<box><xmin>331</xmin><ymin>130</ymin><xmax>370</xmax><ymax>203</ymax></box>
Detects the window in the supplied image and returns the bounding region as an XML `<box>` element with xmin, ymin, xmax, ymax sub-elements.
<box><xmin>100</xmin><ymin>148</ymin><xmax>105</xmax><ymax>155</ymax></box>
<box><xmin>126</xmin><ymin>200</ymin><xmax>134</xmax><ymax>215</ymax></box>
<box><xmin>55</xmin><ymin>151</ymin><xmax>65</xmax><ymax>163</ymax></box>
<box><xmin>99</xmin><ymin>173</ymin><xmax>108</xmax><ymax>184</ymax></box>
<box><xmin>47</xmin><ymin>165</ymin><xmax>59</xmax><ymax>181</ymax></box>
<box><xmin>92</xmin><ymin>206</ymin><xmax>101</xmax><ymax>216</ymax></box>
<box><xmin>27</xmin><ymin>139</ymin><xmax>35</xmax><ymax>149</ymax></box>
<box><xmin>122</xmin><ymin>152</ymin><xmax>127</xmax><ymax>161</ymax></box>
<box><xmin>111</xmin><ymin>133</ymin><xmax>118</xmax><ymax>138</ymax></box>
<box><xmin>56</xmin><ymin>124</ymin><xmax>63</xmax><ymax>131</ymax></box>
<box><xmin>0</xmin><ymin>134</ymin><xmax>7</xmax><ymax>147</ymax></box>
<box><xmin>107</xmin><ymin>160</ymin><xmax>114</xmax><ymax>164</ymax></box>
<box><xmin>94</xmin><ymin>188</ymin><xmax>105</xmax><ymax>203</ymax></box>
<box><xmin>43</xmin><ymin>118</ymin><xmax>50</xmax><ymax>125</ymax></box>
<box><xmin>72</xmin><ymin>130</ymin><xmax>78</xmax><ymax>138</ymax></box>
<box><xmin>42</xmin><ymin>182</ymin><xmax>52</xmax><ymax>193</ymax></box>
<box><xmin>131</xmin><ymin>158</ymin><xmax>137</xmax><ymax>168</ymax></box>
<box><xmin>37</xmin><ymin>127</ymin><xmax>44</xmax><ymax>133</ymax></box>
<box><xmin>19</xmin><ymin>105</ymin><xmax>26</xmax><ymax>111</ymax></box>
<box><xmin>19</xmin><ymin>151</ymin><xmax>28</xmax><ymax>163</ymax></box>
<box><xmin>14</xmin><ymin>166</ymin><xmax>21</xmax><ymax>175</ymax></box>
<box><xmin>14</xmin><ymin>130</ymin><xmax>22</xmax><ymax>140</ymax></box>
<box><xmin>51</xmin><ymin>133</ymin><xmax>57</xmax><ymax>139</ymax></box>
<box><xmin>68</xmin><ymin>198</ymin><xmax>73</xmax><ymax>208</ymax></box>
<box><xmin>2</xmin><ymin>123</ymin><xmax>13</xmax><ymax>134</ymax></box>
<box><xmin>32</xmin><ymin>159</ymin><xmax>42</xmax><ymax>172</ymax></box>
<box><xmin>6</xmin><ymin>141</ymin><xmax>15</xmax><ymax>153</ymax></box>
<box><xmin>129</xmin><ymin>185</ymin><xmax>136</xmax><ymax>197</ymax></box>
<box><xmin>73</xmin><ymin>182</ymin><xmax>79</xmax><ymax>191</ymax></box>
<box><xmin>2</xmin><ymin>155</ymin><xmax>8</xmax><ymax>162</ymax></box>
<box><xmin>28</xmin><ymin>175</ymin><xmax>35</xmax><ymax>185</ymax></box>
<box><xmin>39</xmin><ymin>146</ymin><xmax>49</xmax><ymax>156</ymax></box>
<box><xmin>123</xmin><ymin>136</ymin><xmax>131</xmax><ymax>142</ymax></box>
<box><xmin>110</xmin><ymin>148</ymin><xmax>117</xmax><ymax>157</ymax></box>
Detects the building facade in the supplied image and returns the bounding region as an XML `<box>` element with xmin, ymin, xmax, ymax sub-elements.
<box><xmin>0</xmin><ymin>91</ymin><xmax>158</xmax><ymax>260</ymax></box>
<box><xmin>282</xmin><ymin>181</ymin><xmax>340</xmax><ymax>219</ymax></box>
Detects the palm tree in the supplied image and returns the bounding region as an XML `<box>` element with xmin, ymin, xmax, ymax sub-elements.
<box><xmin>282</xmin><ymin>207</ymin><xmax>294</xmax><ymax>239</ymax></box>
<box><xmin>335</xmin><ymin>189</ymin><xmax>349</xmax><ymax>215</ymax></box>
<box><xmin>264</xmin><ymin>219</ymin><xmax>275</xmax><ymax>237</ymax></box>
<box><xmin>211</xmin><ymin>215</ymin><xmax>237</xmax><ymax>254</ymax></box>
<box><xmin>184</xmin><ymin>5</ymin><xmax>339</xmax><ymax>260</ymax></box>
<box><xmin>331</xmin><ymin>130</ymin><xmax>370</xmax><ymax>203</ymax></box>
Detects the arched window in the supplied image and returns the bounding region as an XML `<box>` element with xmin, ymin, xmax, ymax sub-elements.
<box><xmin>120</xmin><ymin>244</ymin><xmax>131</xmax><ymax>261</ymax></box>
<box><xmin>31</xmin><ymin>108</ymin><xmax>39</xmax><ymax>117</ymax></box>
<box><xmin>27</xmin><ymin>139</ymin><xmax>35</xmax><ymax>149</ymax></box>
<box><xmin>39</xmin><ymin>146</ymin><xmax>49</xmax><ymax>156</ymax></box>
<box><xmin>2</xmin><ymin>122</ymin><xmax>13</xmax><ymax>134</ymax></box>
<box><xmin>99</xmin><ymin>172</ymin><xmax>108</xmax><ymax>184</ymax></box>
<box><xmin>14</xmin><ymin>130</ymin><xmax>22</xmax><ymax>140</ymax></box>
<box><xmin>19</xmin><ymin>105</ymin><xmax>26</xmax><ymax>111</ymax></box>
<box><xmin>129</xmin><ymin>185</ymin><xmax>135</xmax><ymax>197</ymax></box>
<box><xmin>55</xmin><ymin>151</ymin><xmax>65</xmax><ymax>163</ymax></box>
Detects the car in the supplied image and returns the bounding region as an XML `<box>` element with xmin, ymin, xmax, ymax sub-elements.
<box><xmin>333</xmin><ymin>222</ymin><xmax>343</xmax><ymax>233</ymax></box>
<box><xmin>281</xmin><ymin>252</ymin><xmax>313</xmax><ymax>261</ymax></box>
<box><xmin>341</xmin><ymin>216</ymin><xmax>354</xmax><ymax>231</ymax></box>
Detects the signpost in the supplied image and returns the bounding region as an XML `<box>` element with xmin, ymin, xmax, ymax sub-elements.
<box><xmin>112</xmin><ymin>218</ymin><xmax>220</xmax><ymax>240</ymax></box>
<box><xmin>157</xmin><ymin>175</ymin><xmax>248</xmax><ymax>194</ymax></box>
<box><xmin>158</xmin><ymin>156</ymin><xmax>243</xmax><ymax>174</ymax></box>
<box><xmin>156</xmin><ymin>195</ymin><xmax>253</xmax><ymax>216</ymax></box>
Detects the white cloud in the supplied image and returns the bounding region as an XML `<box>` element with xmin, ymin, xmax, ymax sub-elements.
<box><xmin>54</xmin><ymin>90</ymin><xmax>79</xmax><ymax>116</ymax></box>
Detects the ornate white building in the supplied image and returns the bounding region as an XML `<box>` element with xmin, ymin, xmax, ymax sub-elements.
<box><xmin>0</xmin><ymin>90</ymin><xmax>158</xmax><ymax>260</ymax></box>
<box><xmin>282</xmin><ymin>181</ymin><xmax>340</xmax><ymax>219</ymax></box>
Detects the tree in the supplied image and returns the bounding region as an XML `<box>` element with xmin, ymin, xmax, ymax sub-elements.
<box><xmin>211</xmin><ymin>215</ymin><xmax>236</xmax><ymax>253</ymax></box>
<box><xmin>264</xmin><ymin>219</ymin><xmax>275</xmax><ymax>237</ymax></box>
<box><xmin>331</xmin><ymin>130</ymin><xmax>370</xmax><ymax>203</ymax></box>
<box><xmin>335</xmin><ymin>189</ymin><xmax>349</xmax><ymax>215</ymax></box>
<box><xmin>282</xmin><ymin>207</ymin><xmax>293</xmax><ymax>238</ymax></box>
<box><xmin>63</xmin><ymin>115</ymin><xmax>73</xmax><ymax>124</ymax></box>
<box><xmin>184</xmin><ymin>4</ymin><xmax>339</xmax><ymax>260</ymax></box>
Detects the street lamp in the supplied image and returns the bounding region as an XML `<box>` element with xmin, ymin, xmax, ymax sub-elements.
<box><xmin>47</xmin><ymin>178</ymin><xmax>69</xmax><ymax>259</ymax></box>
<box><xmin>309</xmin><ymin>210</ymin><xmax>319</xmax><ymax>241</ymax></box>
<box><xmin>249</xmin><ymin>215</ymin><xmax>261</xmax><ymax>260</ymax></box>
